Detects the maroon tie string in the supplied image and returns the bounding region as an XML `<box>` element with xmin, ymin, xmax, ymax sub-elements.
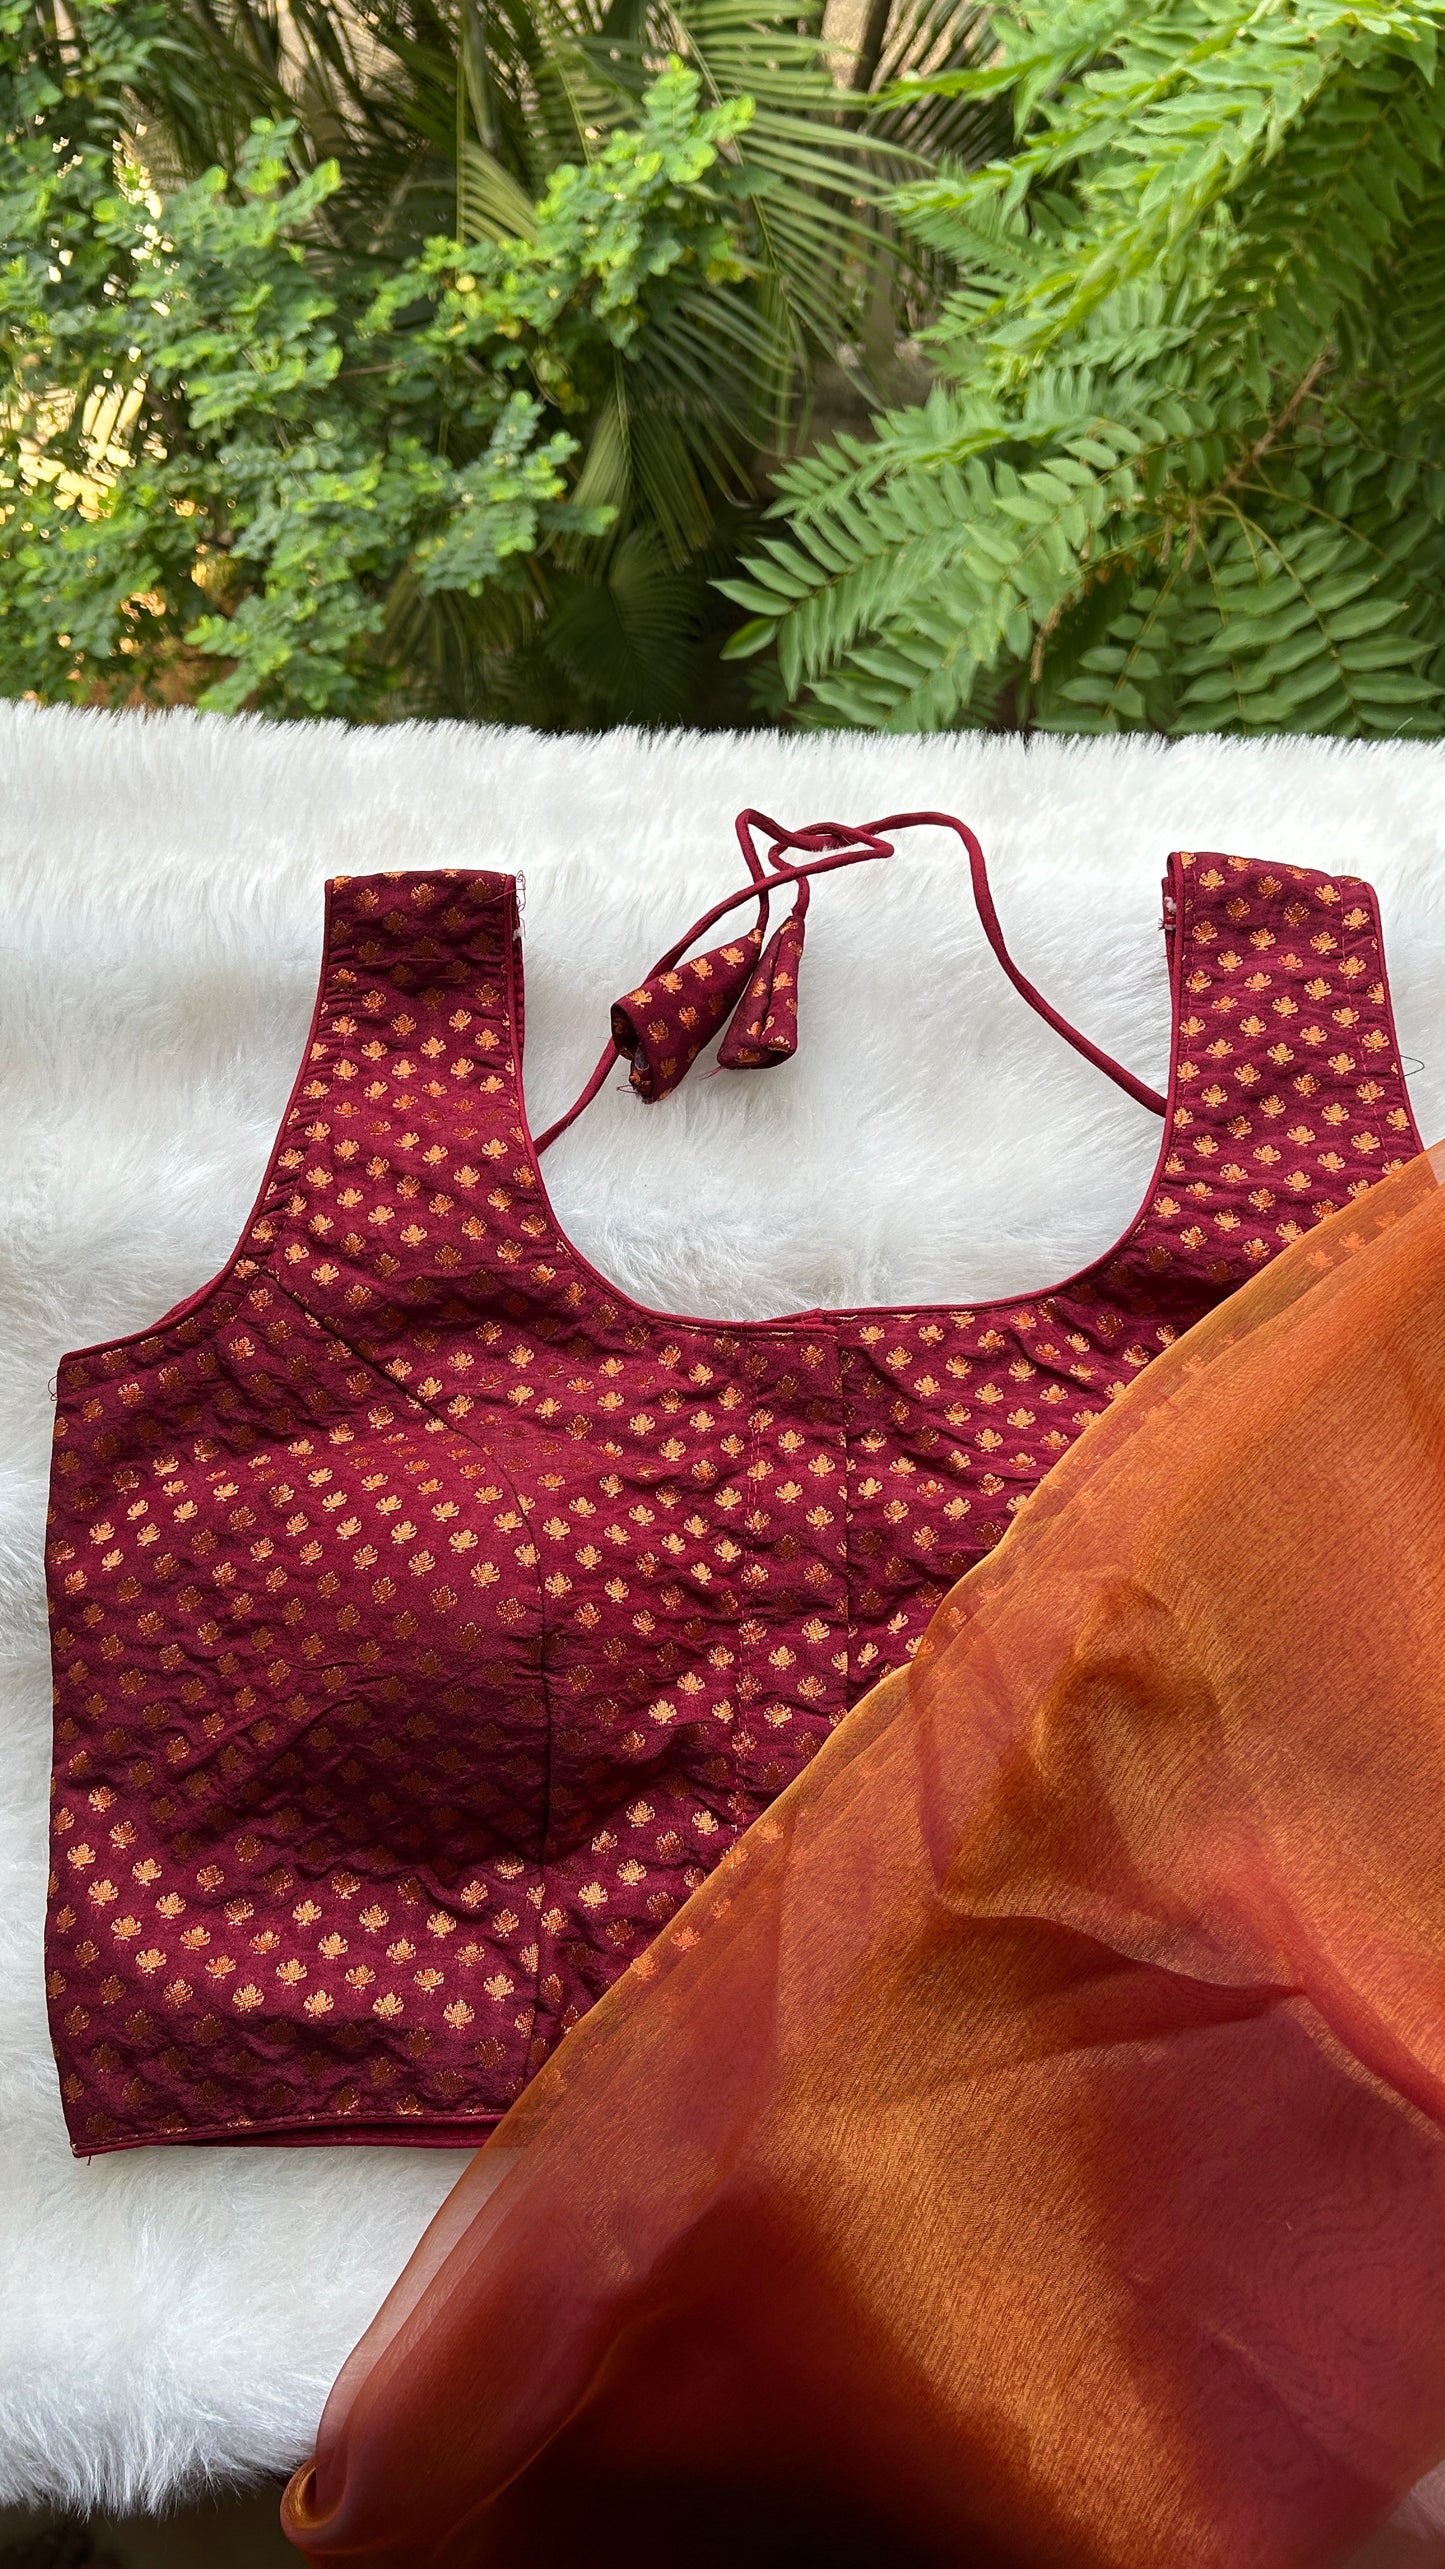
<box><xmin>533</xmin><ymin>810</ymin><xmax>1166</xmax><ymax>1154</ymax></box>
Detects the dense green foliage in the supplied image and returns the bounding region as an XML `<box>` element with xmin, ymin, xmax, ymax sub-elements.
<box><xmin>2</xmin><ymin>0</ymin><xmax>979</xmax><ymax>722</ymax></box>
<box><xmin>726</xmin><ymin>0</ymin><xmax>1445</xmax><ymax>736</ymax></box>
<box><xmin>21</xmin><ymin>0</ymin><xmax>1439</xmax><ymax>741</ymax></box>
<box><xmin>2</xmin><ymin>32</ymin><xmax>734</xmax><ymax>715</ymax></box>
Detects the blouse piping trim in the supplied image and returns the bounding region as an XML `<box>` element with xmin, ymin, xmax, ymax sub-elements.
<box><xmin>73</xmin><ymin>2108</ymin><xmax>506</xmax><ymax>2158</ymax></box>
<box><xmin>504</xmin><ymin>859</ymin><xmax>1191</xmax><ymax>1334</ymax></box>
<box><xmin>1363</xmin><ymin>878</ymin><xmax>1427</xmax><ymax>1157</ymax></box>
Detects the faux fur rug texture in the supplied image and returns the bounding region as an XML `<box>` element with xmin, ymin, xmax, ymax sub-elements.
<box><xmin>4</xmin><ymin>702</ymin><xmax>1445</xmax><ymax>2515</ymax></box>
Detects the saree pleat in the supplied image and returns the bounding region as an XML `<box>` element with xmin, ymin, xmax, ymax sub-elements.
<box><xmin>285</xmin><ymin>1146</ymin><xmax>1445</xmax><ymax>2569</ymax></box>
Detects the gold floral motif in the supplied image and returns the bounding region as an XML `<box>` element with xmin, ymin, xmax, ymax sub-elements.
<box><xmin>45</xmin><ymin>852</ymin><xmax>1417</xmax><ymax>2151</ymax></box>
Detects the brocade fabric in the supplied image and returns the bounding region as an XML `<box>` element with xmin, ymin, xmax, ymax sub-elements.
<box><xmin>44</xmin><ymin>847</ymin><xmax>1419</xmax><ymax>2151</ymax></box>
<box><xmin>284</xmin><ymin>1144</ymin><xmax>1445</xmax><ymax>2569</ymax></box>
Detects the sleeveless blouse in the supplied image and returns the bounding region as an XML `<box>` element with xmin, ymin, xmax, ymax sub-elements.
<box><xmin>43</xmin><ymin>820</ymin><xmax>1421</xmax><ymax>2153</ymax></box>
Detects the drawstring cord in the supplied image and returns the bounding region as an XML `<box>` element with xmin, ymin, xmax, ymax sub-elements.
<box><xmin>533</xmin><ymin>809</ymin><xmax>1166</xmax><ymax>1154</ymax></box>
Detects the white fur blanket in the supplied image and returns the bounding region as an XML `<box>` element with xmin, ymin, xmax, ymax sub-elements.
<box><xmin>5</xmin><ymin>704</ymin><xmax>1445</xmax><ymax>2514</ymax></box>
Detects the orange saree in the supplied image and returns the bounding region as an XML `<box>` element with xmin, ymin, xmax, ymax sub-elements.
<box><xmin>284</xmin><ymin>1148</ymin><xmax>1445</xmax><ymax>2569</ymax></box>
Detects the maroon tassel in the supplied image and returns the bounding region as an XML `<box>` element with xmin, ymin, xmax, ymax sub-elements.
<box><xmin>611</xmin><ymin>922</ymin><xmax>765</xmax><ymax>1103</ymax></box>
<box><xmin>718</xmin><ymin>905</ymin><xmax>806</xmax><ymax>1070</ymax></box>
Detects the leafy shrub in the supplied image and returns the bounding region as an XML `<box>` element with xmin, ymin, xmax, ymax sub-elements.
<box><xmin>1</xmin><ymin>0</ymin><xmax>922</xmax><ymax>723</ymax></box>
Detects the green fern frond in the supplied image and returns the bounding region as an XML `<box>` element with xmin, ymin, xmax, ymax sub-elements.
<box><xmin>731</xmin><ymin>0</ymin><xmax>1445</xmax><ymax>738</ymax></box>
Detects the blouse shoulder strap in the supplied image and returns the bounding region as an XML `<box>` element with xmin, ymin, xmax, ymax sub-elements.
<box><xmin>242</xmin><ymin>867</ymin><xmax>540</xmax><ymax>1330</ymax></box>
<box><xmin>1157</xmin><ymin>848</ymin><xmax>1421</xmax><ymax>1270</ymax></box>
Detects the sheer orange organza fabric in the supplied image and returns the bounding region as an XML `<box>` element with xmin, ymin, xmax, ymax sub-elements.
<box><xmin>284</xmin><ymin>1148</ymin><xmax>1445</xmax><ymax>2569</ymax></box>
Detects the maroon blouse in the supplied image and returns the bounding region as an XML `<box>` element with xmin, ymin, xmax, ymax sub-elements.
<box><xmin>44</xmin><ymin>815</ymin><xmax>1421</xmax><ymax>2153</ymax></box>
